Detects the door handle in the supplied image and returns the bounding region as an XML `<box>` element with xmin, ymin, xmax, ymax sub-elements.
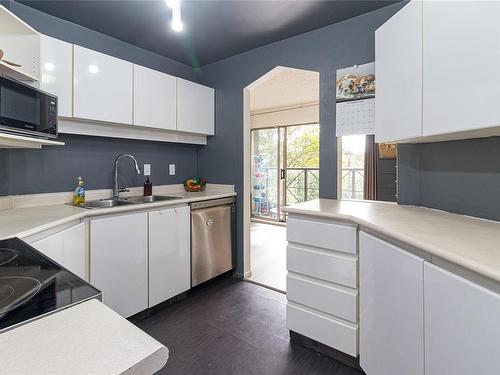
<box><xmin>280</xmin><ymin>169</ymin><xmax>286</xmax><ymax>180</ymax></box>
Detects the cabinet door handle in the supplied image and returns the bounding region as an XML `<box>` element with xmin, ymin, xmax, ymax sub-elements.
<box><xmin>280</xmin><ymin>169</ymin><xmax>286</xmax><ymax>180</ymax></box>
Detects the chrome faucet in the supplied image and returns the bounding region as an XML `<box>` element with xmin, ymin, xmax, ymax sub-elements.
<box><xmin>113</xmin><ymin>154</ymin><xmax>141</xmax><ymax>199</ymax></box>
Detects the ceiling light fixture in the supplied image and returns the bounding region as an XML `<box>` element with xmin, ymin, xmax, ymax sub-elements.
<box><xmin>165</xmin><ymin>0</ymin><xmax>179</xmax><ymax>9</ymax></box>
<box><xmin>166</xmin><ymin>0</ymin><xmax>183</xmax><ymax>32</ymax></box>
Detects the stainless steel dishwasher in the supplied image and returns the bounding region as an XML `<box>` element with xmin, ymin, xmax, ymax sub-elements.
<box><xmin>190</xmin><ymin>197</ymin><xmax>234</xmax><ymax>287</ymax></box>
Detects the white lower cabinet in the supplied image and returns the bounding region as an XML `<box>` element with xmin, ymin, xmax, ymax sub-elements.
<box><xmin>31</xmin><ymin>223</ymin><xmax>88</xmax><ymax>281</ymax></box>
<box><xmin>424</xmin><ymin>263</ymin><xmax>500</xmax><ymax>375</ymax></box>
<box><xmin>287</xmin><ymin>273</ymin><xmax>357</xmax><ymax>323</ymax></box>
<box><xmin>286</xmin><ymin>214</ymin><xmax>359</xmax><ymax>356</ymax></box>
<box><xmin>359</xmin><ymin>232</ymin><xmax>424</xmax><ymax>375</ymax></box>
<box><xmin>149</xmin><ymin>206</ymin><xmax>190</xmax><ymax>307</ymax></box>
<box><xmin>287</xmin><ymin>302</ymin><xmax>358</xmax><ymax>356</ymax></box>
<box><xmin>90</xmin><ymin>212</ymin><xmax>148</xmax><ymax>318</ymax></box>
<box><xmin>287</xmin><ymin>244</ymin><xmax>357</xmax><ymax>288</ymax></box>
<box><xmin>287</xmin><ymin>217</ymin><xmax>357</xmax><ymax>254</ymax></box>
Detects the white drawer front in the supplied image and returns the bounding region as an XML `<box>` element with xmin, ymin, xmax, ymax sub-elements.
<box><xmin>287</xmin><ymin>273</ymin><xmax>357</xmax><ymax>323</ymax></box>
<box><xmin>287</xmin><ymin>217</ymin><xmax>357</xmax><ymax>254</ymax></box>
<box><xmin>287</xmin><ymin>244</ymin><xmax>357</xmax><ymax>288</ymax></box>
<box><xmin>287</xmin><ymin>302</ymin><xmax>358</xmax><ymax>356</ymax></box>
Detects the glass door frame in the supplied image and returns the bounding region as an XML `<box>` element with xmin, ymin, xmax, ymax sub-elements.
<box><xmin>250</xmin><ymin>121</ymin><xmax>319</xmax><ymax>223</ymax></box>
<box><xmin>250</xmin><ymin>126</ymin><xmax>282</xmax><ymax>223</ymax></box>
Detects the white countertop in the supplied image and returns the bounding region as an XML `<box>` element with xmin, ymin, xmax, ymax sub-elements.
<box><xmin>0</xmin><ymin>186</ymin><xmax>236</xmax><ymax>240</ymax></box>
<box><xmin>0</xmin><ymin>299</ymin><xmax>169</xmax><ymax>375</ymax></box>
<box><xmin>284</xmin><ymin>199</ymin><xmax>500</xmax><ymax>283</ymax></box>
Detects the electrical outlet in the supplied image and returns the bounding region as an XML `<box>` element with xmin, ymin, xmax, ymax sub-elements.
<box><xmin>144</xmin><ymin>164</ymin><xmax>151</xmax><ymax>176</ymax></box>
<box><xmin>169</xmin><ymin>164</ymin><xmax>175</xmax><ymax>175</ymax></box>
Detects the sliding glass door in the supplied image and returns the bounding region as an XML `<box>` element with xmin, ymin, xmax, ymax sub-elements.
<box><xmin>251</xmin><ymin>123</ymin><xmax>319</xmax><ymax>222</ymax></box>
<box><xmin>251</xmin><ymin>128</ymin><xmax>280</xmax><ymax>220</ymax></box>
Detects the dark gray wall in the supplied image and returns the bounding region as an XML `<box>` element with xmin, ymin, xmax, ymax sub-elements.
<box><xmin>378</xmin><ymin>158</ymin><xmax>397</xmax><ymax>202</ymax></box>
<box><xmin>197</xmin><ymin>3</ymin><xmax>405</xmax><ymax>276</ymax></box>
<box><xmin>0</xmin><ymin>151</ymin><xmax>9</xmax><ymax>195</ymax></box>
<box><xmin>2</xmin><ymin>134</ymin><xmax>198</xmax><ymax>195</ymax></box>
<box><xmin>398</xmin><ymin>137</ymin><xmax>500</xmax><ymax>222</ymax></box>
<box><xmin>0</xmin><ymin>1</ymin><xmax>202</xmax><ymax>196</ymax></box>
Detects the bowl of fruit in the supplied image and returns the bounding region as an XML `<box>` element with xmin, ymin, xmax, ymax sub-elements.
<box><xmin>183</xmin><ymin>177</ymin><xmax>207</xmax><ymax>192</ymax></box>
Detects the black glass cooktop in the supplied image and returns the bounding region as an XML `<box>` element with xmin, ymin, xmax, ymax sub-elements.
<box><xmin>0</xmin><ymin>237</ymin><xmax>101</xmax><ymax>332</ymax></box>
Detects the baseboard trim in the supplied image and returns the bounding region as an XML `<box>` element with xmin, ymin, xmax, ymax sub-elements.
<box><xmin>289</xmin><ymin>330</ymin><xmax>364</xmax><ymax>372</ymax></box>
<box><xmin>243</xmin><ymin>278</ymin><xmax>286</xmax><ymax>294</ymax></box>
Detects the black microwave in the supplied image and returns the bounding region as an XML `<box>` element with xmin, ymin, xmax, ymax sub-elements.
<box><xmin>0</xmin><ymin>75</ymin><xmax>58</xmax><ymax>139</ymax></box>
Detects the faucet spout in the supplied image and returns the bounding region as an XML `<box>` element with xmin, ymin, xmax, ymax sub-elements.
<box><xmin>113</xmin><ymin>154</ymin><xmax>141</xmax><ymax>199</ymax></box>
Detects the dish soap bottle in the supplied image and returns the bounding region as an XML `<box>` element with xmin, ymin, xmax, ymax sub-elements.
<box><xmin>73</xmin><ymin>177</ymin><xmax>86</xmax><ymax>206</ymax></box>
<box><xmin>144</xmin><ymin>177</ymin><xmax>152</xmax><ymax>197</ymax></box>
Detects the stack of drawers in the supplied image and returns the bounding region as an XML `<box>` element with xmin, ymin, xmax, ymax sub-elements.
<box><xmin>286</xmin><ymin>215</ymin><xmax>359</xmax><ymax>357</ymax></box>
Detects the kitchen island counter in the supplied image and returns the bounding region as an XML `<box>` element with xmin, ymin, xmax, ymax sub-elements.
<box><xmin>0</xmin><ymin>299</ymin><xmax>168</xmax><ymax>374</ymax></box>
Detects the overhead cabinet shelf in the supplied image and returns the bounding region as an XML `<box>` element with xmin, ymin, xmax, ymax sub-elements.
<box><xmin>0</xmin><ymin>5</ymin><xmax>41</xmax><ymax>82</ymax></box>
<box><xmin>0</xmin><ymin>60</ymin><xmax>37</xmax><ymax>82</ymax></box>
<box><xmin>0</xmin><ymin>132</ymin><xmax>64</xmax><ymax>149</ymax></box>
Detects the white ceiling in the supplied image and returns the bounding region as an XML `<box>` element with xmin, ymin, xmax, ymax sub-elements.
<box><xmin>250</xmin><ymin>67</ymin><xmax>319</xmax><ymax>112</ymax></box>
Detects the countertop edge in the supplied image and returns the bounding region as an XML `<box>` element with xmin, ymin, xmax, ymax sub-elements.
<box><xmin>0</xmin><ymin>299</ymin><xmax>170</xmax><ymax>374</ymax></box>
<box><xmin>122</xmin><ymin>346</ymin><xmax>169</xmax><ymax>375</ymax></box>
<box><xmin>284</xmin><ymin>201</ymin><xmax>500</xmax><ymax>284</ymax></box>
<box><xmin>3</xmin><ymin>192</ymin><xmax>236</xmax><ymax>240</ymax></box>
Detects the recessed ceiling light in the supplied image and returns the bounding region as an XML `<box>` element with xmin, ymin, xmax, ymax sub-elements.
<box><xmin>166</xmin><ymin>0</ymin><xmax>183</xmax><ymax>32</ymax></box>
<box><xmin>165</xmin><ymin>0</ymin><xmax>180</xmax><ymax>9</ymax></box>
<box><xmin>171</xmin><ymin>7</ymin><xmax>183</xmax><ymax>32</ymax></box>
<box><xmin>171</xmin><ymin>19</ymin><xmax>183</xmax><ymax>32</ymax></box>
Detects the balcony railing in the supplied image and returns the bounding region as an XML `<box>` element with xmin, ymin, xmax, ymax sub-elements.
<box><xmin>341</xmin><ymin>167</ymin><xmax>364</xmax><ymax>200</ymax></box>
<box><xmin>285</xmin><ymin>167</ymin><xmax>320</xmax><ymax>206</ymax></box>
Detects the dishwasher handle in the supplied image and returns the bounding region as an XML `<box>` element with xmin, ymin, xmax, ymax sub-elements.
<box><xmin>190</xmin><ymin>197</ymin><xmax>235</xmax><ymax>210</ymax></box>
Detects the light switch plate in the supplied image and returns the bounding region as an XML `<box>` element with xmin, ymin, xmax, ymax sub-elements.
<box><xmin>169</xmin><ymin>164</ymin><xmax>175</xmax><ymax>175</ymax></box>
<box><xmin>144</xmin><ymin>164</ymin><xmax>151</xmax><ymax>176</ymax></box>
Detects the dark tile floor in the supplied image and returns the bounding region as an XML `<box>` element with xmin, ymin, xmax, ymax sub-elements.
<box><xmin>134</xmin><ymin>276</ymin><xmax>364</xmax><ymax>375</ymax></box>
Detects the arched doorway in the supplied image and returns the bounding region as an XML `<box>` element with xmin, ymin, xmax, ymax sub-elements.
<box><xmin>243</xmin><ymin>66</ymin><xmax>320</xmax><ymax>292</ymax></box>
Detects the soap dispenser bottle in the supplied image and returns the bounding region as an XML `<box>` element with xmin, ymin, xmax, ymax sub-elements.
<box><xmin>73</xmin><ymin>177</ymin><xmax>86</xmax><ymax>206</ymax></box>
<box><xmin>144</xmin><ymin>177</ymin><xmax>152</xmax><ymax>196</ymax></box>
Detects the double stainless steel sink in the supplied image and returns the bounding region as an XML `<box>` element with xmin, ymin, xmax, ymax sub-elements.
<box><xmin>79</xmin><ymin>195</ymin><xmax>182</xmax><ymax>209</ymax></box>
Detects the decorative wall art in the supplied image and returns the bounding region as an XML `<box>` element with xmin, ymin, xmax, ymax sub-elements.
<box><xmin>336</xmin><ymin>62</ymin><xmax>375</xmax><ymax>102</ymax></box>
<box><xmin>335</xmin><ymin>62</ymin><xmax>376</xmax><ymax>137</ymax></box>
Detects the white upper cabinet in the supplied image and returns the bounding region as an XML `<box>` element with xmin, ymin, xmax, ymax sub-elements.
<box><xmin>177</xmin><ymin>78</ymin><xmax>215</xmax><ymax>135</ymax></box>
<box><xmin>424</xmin><ymin>263</ymin><xmax>500</xmax><ymax>375</ymax></box>
<box><xmin>133</xmin><ymin>65</ymin><xmax>176</xmax><ymax>130</ymax></box>
<box><xmin>376</xmin><ymin>0</ymin><xmax>500</xmax><ymax>142</ymax></box>
<box><xmin>422</xmin><ymin>1</ymin><xmax>500</xmax><ymax>136</ymax></box>
<box><xmin>375</xmin><ymin>0</ymin><xmax>422</xmax><ymax>143</ymax></box>
<box><xmin>73</xmin><ymin>45</ymin><xmax>133</xmax><ymax>124</ymax></box>
<box><xmin>149</xmin><ymin>206</ymin><xmax>190</xmax><ymax>307</ymax></box>
<box><xmin>39</xmin><ymin>35</ymin><xmax>73</xmax><ymax>118</ymax></box>
<box><xmin>359</xmin><ymin>232</ymin><xmax>424</xmax><ymax>375</ymax></box>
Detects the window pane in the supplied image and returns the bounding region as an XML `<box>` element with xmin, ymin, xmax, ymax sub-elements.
<box><xmin>285</xmin><ymin>124</ymin><xmax>320</xmax><ymax>208</ymax></box>
<box><xmin>340</xmin><ymin>135</ymin><xmax>365</xmax><ymax>200</ymax></box>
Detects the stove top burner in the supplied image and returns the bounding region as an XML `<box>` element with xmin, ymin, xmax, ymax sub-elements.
<box><xmin>0</xmin><ymin>285</ymin><xmax>14</xmax><ymax>305</ymax></box>
<box><xmin>0</xmin><ymin>276</ymin><xmax>41</xmax><ymax>316</ymax></box>
<box><xmin>0</xmin><ymin>248</ymin><xmax>18</xmax><ymax>266</ymax></box>
<box><xmin>0</xmin><ymin>237</ymin><xmax>101</xmax><ymax>332</ymax></box>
